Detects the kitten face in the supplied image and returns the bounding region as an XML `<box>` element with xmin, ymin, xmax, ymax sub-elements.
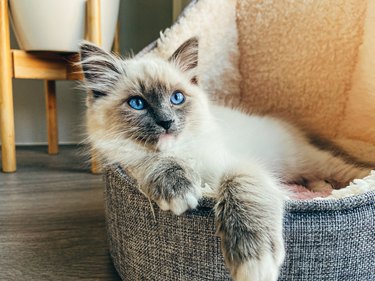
<box><xmin>80</xmin><ymin>37</ymin><xmax>208</xmax><ymax>152</ymax></box>
<box><xmin>113</xmin><ymin>58</ymin><xmax>195</xmax><ymax>149</ymax></box>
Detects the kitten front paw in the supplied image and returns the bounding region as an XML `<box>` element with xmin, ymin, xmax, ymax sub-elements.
<box><xmin>219</xmin><ymin>224</ymin><xmax>285</xmax><ymax>281</ymax></box>
<box><xmin>157</xmin><ymin>190</ymin><xmax>201</xmax><ymax>215</ymax></box>
<box><xmin>231</xmin><ymin>240</ymin><xmax>285</xmax><ymax>281</ymax></box>
<box><xmin>215</xmin><ymin>173</ymin><xmax>285</xmax><ymax>281</ymax></box>
<box><xmin>147</xmin><ymin>162</ymin><xmax>202</xmax><ymax>215</ymax></box>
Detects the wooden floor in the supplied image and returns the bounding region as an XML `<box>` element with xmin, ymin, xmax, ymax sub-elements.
<box><xmin>0</xmin><ymin>146</ymin><xmax>121</xmax><ymax>281</ymax></box>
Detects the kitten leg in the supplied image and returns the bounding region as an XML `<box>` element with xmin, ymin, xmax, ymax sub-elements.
<box><xmin>134</xmin><ymin>156</ymin><xmax>202</xmax><ymax>215</ymax></box>
<box><xmin>298</xmin><ymin>146</ymin><xmax>372</xmax><ymax>189</ymax></box>
<box><xmin>307</xmin><ymin>180</ymin><xmax>333</xmax><ymax>193</ymax></box>
<box><xmin>215</xmin><ymin>166</ymin><xmax>285</xmax><ymax>281</ymax></box>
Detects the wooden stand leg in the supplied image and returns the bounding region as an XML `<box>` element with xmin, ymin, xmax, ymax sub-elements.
<box><xmin>44</xmin><ymin>80</ymin><xmax>58</xmax><ymax>155</ymax></box>
<box><xmin>0</xmin><ymin>0</ymin><xmax>16</xmax><ymax>172</ymax></box>
<box><xmin>87</xmin><ymin>0</ymin><xmax>102</xmax><ymax>173</ymax></box>
<box><xmin>86</xmin><ymin>0</ymin><xmax>102</xmax><ymax>44</ymax></box>
<box><xmin>90</xmin><ymin>153</ymin><xmax>102</xmax><ymax>174</ymax></box>
<box><xmin>112</xmin><ymin>21</ymin><xmax>120</xmax><ymax>54</ymax></box>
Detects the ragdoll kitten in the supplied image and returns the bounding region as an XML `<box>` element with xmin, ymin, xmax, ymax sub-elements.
<box><xmin>79</xmin><ymin>38</ymin><xmax>370</xmax><ymax>281</ymax></box>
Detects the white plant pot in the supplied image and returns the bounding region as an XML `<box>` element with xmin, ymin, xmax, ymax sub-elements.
<box><xmin>9</xmin><ymin>0</ymin><xmax>120</xmax><ymax>52</ymax></box>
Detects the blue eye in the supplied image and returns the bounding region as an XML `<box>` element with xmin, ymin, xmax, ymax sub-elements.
<box><xmin>128</xmin><ymin>96</ymin><xmax>146</xmax><ymax>110</ymax></box>
<box><xmin>170</xmin><ymin>91</ymin><xmax>185</xmax><ymax>105</ymax></box>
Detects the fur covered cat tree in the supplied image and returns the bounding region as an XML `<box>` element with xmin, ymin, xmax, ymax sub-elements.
<box><xmin>105</xmin><ymin>0</ymin><xmax>375</xmax><ymax>280</ymax></box>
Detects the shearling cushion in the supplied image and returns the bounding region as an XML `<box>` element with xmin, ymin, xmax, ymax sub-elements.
<box><xmin>144</xmin><ymin>0</ymin><xmax>375</xmax><ymax>163</ymax></box>
<box><xmin>104</xmin><ymin>167</ymin><xmax>375</xmax><ymax>281</ymax></box>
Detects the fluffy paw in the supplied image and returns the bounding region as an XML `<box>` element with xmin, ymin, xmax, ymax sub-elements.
<box><xmin>232</xmin><ymin>242</ymin><xmax>285</xmax><ymax>281</ymax></box>
<box><xmin>157</xmin><ymin>190</ymin><xmax>201</xmax><ymax>215</ymax></box>
<box><xmin>147</xmin><ymin>162</ymin><xmax>202</xmax><ymax>215</ymax></box>
<box><xmin>216</xmin><ymin>215</ymin><xmax>285</xmax><ymax>281</ymax></box>
<box><xmin>215</xmin><ymin>173</ymin><xmax>285</xmax><ymax>281</ymax></box>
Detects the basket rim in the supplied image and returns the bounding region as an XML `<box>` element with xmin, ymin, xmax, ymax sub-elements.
<box><xmin>106</xmin><ymin>165</ymin><xmax>375</xmax><ymax>214</ymax></box>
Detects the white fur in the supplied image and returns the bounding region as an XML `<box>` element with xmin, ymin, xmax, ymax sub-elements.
<box><xmin>86</xmin><ymin>68</ymin><xmax>371</xmax><ymax>197</ymax></box>
<box><xmin>234</xmin><ymin>252</ymin><xmax>280</xmax><ymax>281</ymax></box>
<box><xmin>143</xmin><ymin>104</ymin><xmax>343</xmax><ymax>191</ymax></box>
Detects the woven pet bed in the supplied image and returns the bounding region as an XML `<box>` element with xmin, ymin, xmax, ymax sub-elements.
<box><xmin>103</xmin><ymin>0</ymin><xmax>375</xmax><ymax>280</ymax></box>
<box><xmin>105</xmin><ymin>167</ymin><xmax>375</xmax><ymax>281</ymax></box>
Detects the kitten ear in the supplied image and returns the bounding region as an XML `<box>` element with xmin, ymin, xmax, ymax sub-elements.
<box><xmin>79</xmin><ymin>42</ymin><xmax>123</xmax><ymax>98</ymax></box>
<box><xmin>169</xmin><ymin>37</ymin><xmax>199</xmax><ymax>84</ymax></box>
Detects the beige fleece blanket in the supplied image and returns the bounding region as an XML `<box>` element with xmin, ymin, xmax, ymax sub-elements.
<box><xmin>151</xmin><ymin>0</ymin><xmax>375</xmax><ymax>164</ymax></box>
<box><xmin>237</xmin><ymin>0</ymin><xmax>375</xmax><ymax>164</ymax></box>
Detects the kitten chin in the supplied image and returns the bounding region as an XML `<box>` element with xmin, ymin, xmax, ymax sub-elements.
<box><xmin>157</xmin><ymin>133</ymin><xmax>177</xmax><ymax>151</ymax></box>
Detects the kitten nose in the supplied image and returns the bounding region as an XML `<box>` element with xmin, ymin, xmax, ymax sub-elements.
<box><xmin>156</xmin><ymin>120</ymin><xmax>174</xmax><ymax>130</ymax></box>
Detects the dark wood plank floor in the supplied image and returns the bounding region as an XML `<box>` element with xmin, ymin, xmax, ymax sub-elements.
<box><xmin>0</xmin><ymin>146</ymin><xmax>121</xmax><ymax>281</ymax></box>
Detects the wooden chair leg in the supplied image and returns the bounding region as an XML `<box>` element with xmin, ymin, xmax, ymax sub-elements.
<box><xmin>44</xmin><ymin>80</ymin><xmax>58</xmax><ymax>155</ymax></box>
<box><xmin>0</xmin><ymin>0</ymin><xmax>16</xmax><ymax>172</ymax></box>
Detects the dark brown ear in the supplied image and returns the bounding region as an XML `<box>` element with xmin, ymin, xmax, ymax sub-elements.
<box><xmin>169</xmin><ymin>37</ymin><xmax>199</xmax><ymax>74</ymax></box>
<box><xmin>79</xmin><ymin>42</ymin><xmax>123</xmax><ymax>98</ymax></box>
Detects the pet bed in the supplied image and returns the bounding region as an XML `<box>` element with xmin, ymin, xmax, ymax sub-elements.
<box><xmin>105</xmin><ymin>167</ymin><xmax>374</xmax><ymax>281</ymax></box>
<box><xmin>103</xmin><ymin>0</ymin><xmax>375</xmax><ymax>280</ymax></box>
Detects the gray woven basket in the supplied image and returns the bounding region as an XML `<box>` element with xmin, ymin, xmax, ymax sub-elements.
<box><xmin>104</xmin><ymin>166</ymin><xmax>375</xmax><ymax>281</ymax></box>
